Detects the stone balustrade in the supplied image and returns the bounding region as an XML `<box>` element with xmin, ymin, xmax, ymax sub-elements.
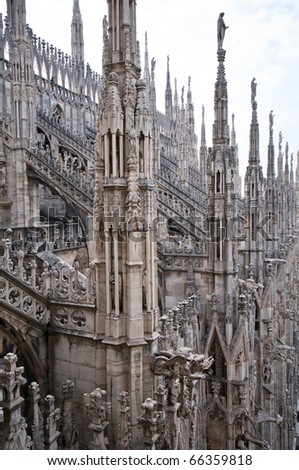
<box><xmin>25</xmin><ymin>147</ymin><xmax>94</xmax><ymax>213</ymax></box>
<box><xmin>0</xmin><ymin>239</ymin><xmax>96</xmax><ymax>310</ymax></box>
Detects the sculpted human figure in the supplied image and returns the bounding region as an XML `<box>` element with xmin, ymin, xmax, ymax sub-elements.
<box><xmin>151</xmin><ymin>57</ymin><xmax>156</xmax><ymax>80</ymax></box>
<box><xmin>217</xmin><ymin>12</ymin><xmax>229</xmax><ymax>49</ymax></box>
<box><xmin>251</xmin><ymin>78</ymin><xmax>257</xmax><ymax>104</ymax></box>
<box><xmin>128</xmin><ymin>125</ymin><xmax>137</xmax><ymax>156</ymax></box>
<box><xmin>269</xmin><ymin>110</ymin><xmax>274</xmax><ymax>131</ymax></box>
<box><xmin>263</xmin><ymin>358</ymin><xmax>272</xmax><ymax>385</ymax></box>
<box><xmin>103</xmin><ymin>15</ymin><xmax>108</xmax><ymax>40</ymax></box>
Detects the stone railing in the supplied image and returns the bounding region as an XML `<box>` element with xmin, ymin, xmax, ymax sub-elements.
<box><xmin>0</xmin><ymin>226</ymin><xmax>86</xmax><ymax>256</ymax></box>
<box><xmin>36</xmin><ymin>110</ymin><xmax>95</xmax><ymax>160</ymax></box>
<box><xmin>157</xmin><ymin>234</ymin><xmax>208</xmax><ymax>272</ymax></box>
<box><xmin>157</xmin><ymin>172</ymin><xmax>205</xmax><ymax>209</ymax></box>
<box><xmin>0</xmin><ymin>239</ymin><xmax>96</xmax><ymax>306</ymax></box>
<box><xmin>25</xmin><ymin>147</ymin><xmax>94</xmax><ymax>213</ymax></box>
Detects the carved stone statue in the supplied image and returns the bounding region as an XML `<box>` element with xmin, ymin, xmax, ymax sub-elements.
<box><xmin>279</xmin><ymin>130</ymin><xmax>283</xmax><ymax>149</ymax></box>
<box><xmin>269</xmin><ymin>110</ymin><xmax>274</xmax><ymax>131</ymax></box>
<box><xmin>151</xmin><ymin>57</ymin><xmax>156</xmax><ymax>80</ymax></box>
<box><xmin>103</xmin><ymin>15</ymin><xmax>108</xmax><ymax>40</ymax></box>
<box><xmin>217</xmin><ymin>12</ymin><xmax>228</xmax><ymax>49</ymax></box>
<box><xmin>251</xmin><ymin>78</ymin><xmax>257</xmax><ymax>104</ymax></box>
<box><xmin>262</xmin><ymin>358</ymin><xmax>272</xmax><ymax>385</ymax></box>
<box><xmin>128</xmin><ymin>125</ymin><xmax>137</xmax><ymax>157</ymax></box>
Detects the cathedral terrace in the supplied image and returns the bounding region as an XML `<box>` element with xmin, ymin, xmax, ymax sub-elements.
<box><xmin>0</xmin><ymin>0</ymin><xmax>299</xmax><ymax>451</ymax></box>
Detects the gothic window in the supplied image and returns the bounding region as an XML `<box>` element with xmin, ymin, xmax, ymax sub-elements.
<box><xmin>216</xmin><ymin>170</ymin><xmax>221</xmax><ymax>192</ymax></box>
<box><xmin>116</xmin><ymin>130</ymin><xmax>121</xmax><ymax>177</ymax></box>
<box><xmin>216</xmin><ymin>219</ymin><xmax>222</xmax><ymax>260</ymax></box>
<box><xmin>139</xmin><ymin>132</ymin><xmax>145</xmax><ymax>174</ymax></box>
<box><xmin>25</xmin><ymin>64</ymin><xmax>32</xmax><ymax>82</ymax></box>
<box><xmin>267</xmin><ymin>212</ymin><xmax>272</xmax><ymax>236</ymax></box>
<box><xmin>255</xmin><ymin>304</ymin><xmax>259</xmax><ymax>332</ymax></box>
<box><xmin>108</xmin><ymin>130</ymin><xmax>113</xmax><ymax>177</ymax></box>
<box><xmin>13</xmin><ymin>62</ymin><xmax>21</xmax><ymax>82</ymax></box>
<box><xmin>251</xmin><ymin>212</ymin><xmax>255</xmax><ymax>241</ymax></box>
<box><xmin>52</xmin><ymin>104</ymin><xmax>64</xmax><ymax>123</ymax></box>
<box><xmin>210</xmin><ymin>217</ymin><xmax>221</xmax><ymax>260</ymax></box>
<box><xmin>216</xmin><ymin>231</ymin><xmax>221</xmax><ymax>260</ymax></box>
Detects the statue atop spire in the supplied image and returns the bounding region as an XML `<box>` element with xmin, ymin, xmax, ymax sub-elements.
<box><xmin>269</xmin><ymin>110</ymin><xmax>274</xmax><ymax>145</ymax></box>
<box><xmin>248</xmin><ymin>77</ymin><xmax>260</xmax><ymax>166</ymax></box>
<box><xmin>251</xmin><ymin>78</ymin><xmax>257</xmax><ymax>105</ymax></box>
<box><xmin>217</xmin><ymin>13</ymin><xmax>229</xmax><ymax>50</ymax></box>
<box><xmin>213</xmin><ymin>13</ymin><xmax>229</xmax><ymax>144</ymax></box>
<box><xmin>151</xmin><ymin>57</ymin><xmax>156</xmax><ymax>80</ymax></box>
<box><xmin>269</xmin><ymin>110</ymin><xmax>274</xmax><ymax>132</ymax></box>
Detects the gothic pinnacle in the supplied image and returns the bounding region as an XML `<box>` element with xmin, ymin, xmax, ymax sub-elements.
<box><xmin>248</xmin><ymin>78</ymin><xmax>260</xmax><ymax>166</ymax></box>
<box><xmin>213</xmin><ymin>13</ymin><xmax>229</xmax><ymax>145</ymax></box>
<box><xmin>201</xmin><ymin>105</ymin><xmax>206</xmax><ymax>146</ymax></box>
<box><xmin>267</xmin><ymin>110</ymin><xmax>275</xmax><ymax>179</ymax></box>
<box><xmin>269</xmin><ymin>110</ymin><xmax>274</xmax><ymax>142</ymax></box>
<box><xmin>73</xmin><ymin>0</ymin><xmax>80</xmax><ymax>13</ymax></box>
<box><xmin>251</xmin><ymin>78</ymin><xmax>258</xmax><ymax>123</ymax></box>
<box><xmin>143</xmin><ymin>32</ymin><xmax>150</xmax><ymax>83</ymax></box>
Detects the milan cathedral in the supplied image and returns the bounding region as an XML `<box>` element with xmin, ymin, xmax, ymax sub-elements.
<box><xmin>0</xmin><ymin>0</ymin><xmax>299</xmax><ymax>450</ymax></box>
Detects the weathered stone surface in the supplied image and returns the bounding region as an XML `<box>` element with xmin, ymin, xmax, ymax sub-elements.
<box><xmin>0</xmin><ymin>2</ymin><xmax>298</xmax><ymax>452</ymax></box>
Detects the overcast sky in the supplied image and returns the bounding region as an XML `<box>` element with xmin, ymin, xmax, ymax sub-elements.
<box><xmin>1</xmin><ymin>0</ymin><xmax>299</xmax><ymax>181</ymax></box>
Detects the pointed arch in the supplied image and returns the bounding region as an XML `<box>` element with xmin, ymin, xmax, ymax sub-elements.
<box><xmin>0</xmin><ymin>313</ymin><xmax>47</xmax><ymax>397</ymax></box>
<box><xmin>205</xmin><ymin>322</ymin><xmax>228</xmax><ymax>365</ymax></box>
<box><xmin>52</xmin><ymin>103</ymin><xmax>64</xmax><ymax>123</ymax></box>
